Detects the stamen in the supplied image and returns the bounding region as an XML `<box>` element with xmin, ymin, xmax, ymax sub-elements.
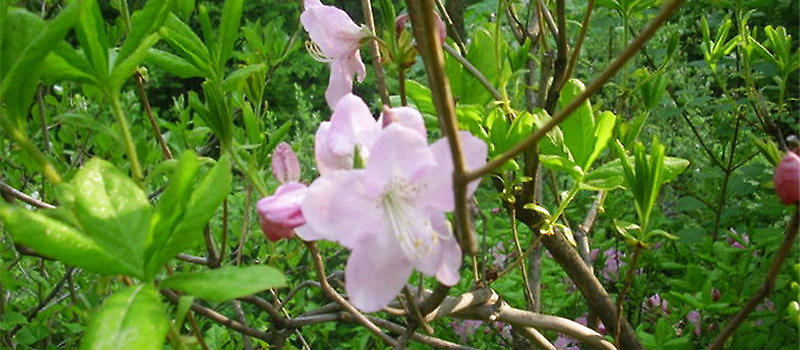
<box><xmin>305</xmin><ymin>41</ymin><xmax>333</xmax><ymax>63</ymax></box>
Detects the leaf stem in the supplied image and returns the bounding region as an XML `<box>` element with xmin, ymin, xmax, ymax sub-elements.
<box><xmin>109</xmin><ymin>93</ymin><xmax>144</xmax><ymax>185</ymax></box>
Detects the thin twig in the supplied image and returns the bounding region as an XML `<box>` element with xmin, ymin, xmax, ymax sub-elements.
<box><xmin>563</xmin><ymin>0</ymin><xmax>595</xmax><ymax>81</ymax></box>
<box><xmin>361</xmin><ymin>0</ymin><xmax>391</xmax><ymax>106</ymax></box>
<box><xmin>0</xmin><ymin>180</ymin><xmax>56</xmax><ymax>209</ymax></box>
<box><xmin>367</xmin><ymin>316</ymin><xmax>479</xmax><ymax>350</ymax></box>
<box><xmin>136</xmin><ymin>72</ymin><xmax>173</xmax><ymax>159</ymax></box>
<box><xmin>468</xmin><ymin>0</ymin><xmax>686</xmax><ymax>181</ymax></box>
<box><xmin>708</xmin><ymin>207</ymin><xmax>799</xmax><ymax>350</ymax></box>
<box><xmin>304</xmin><ymin>241</ymin><xmax>397</xmax><ymax>346</ymax></box>
<box><xmin>442</xmin><ymin>43</ymin><xmax>503</xmax><ymax>101</ymax></box>
<box><xmin>162</xmin><ymin>289</ymin><xmax>271</xmax><ymax>341</ymax></box>
<box><xmin>433</xmin><ymin>0</ymin><xmax>467</xmax><ymax>54</ymax></box>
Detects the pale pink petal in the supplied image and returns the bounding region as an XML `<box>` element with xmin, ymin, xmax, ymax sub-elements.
<box><xmin>299</xmin><ymin>170</ymin><xmax>380</xmax><ymax>248</ymax></box>
<box><xmin>315</xmin><ymin>94</ymin><xmax>381</xmax><ymax>173</ymax></box>
<box><xmin>422</xmin><ymin>131</ymin><xmax>488</xmax><ymax>211</ymax></box>
<box><xmin>430</xmin><ymin>212</ymin><xmax>462</xmax><ymax>285</ymax></box>
<box><xmin>325</xmin><ymin>59</ymin><xmax>356</xmax><ymax>109</ymax></box>
<box><xmin>345</xmin><ymin>234</ymin><xmax>413</xmax><ymax>312</ymax></box>
<box><xmin>379</xmin><ymin>106</ymin><xmax>426</xmax><ymax>137</ymax></box>
<box><xmin>364</xmin><ymin>124</ymin><xmax>435</xmax><ymax>192</ymax></box>
<box><xmin>300</xmin><ymin>0</ymin><xmax>363</xmax><ymax>59</ymax></box>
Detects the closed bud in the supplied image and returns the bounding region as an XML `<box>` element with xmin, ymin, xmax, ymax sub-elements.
<box><xmin>775</xmin><ymin>150</ymin><xmax>800</xmax><ymax>204</ymax></box>
<box><xmin>272</xmin><ymin>142</ymin><xmax>301</xmax><ymax>183</ymax></box>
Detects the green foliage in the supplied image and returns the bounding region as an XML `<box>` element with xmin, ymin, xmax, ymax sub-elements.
<box><xmin>160</xmin><ymin>266</ymin><xmax>286</xmax><ymax>302</ymax></box>
<box><xmin>80</xmin><ymin>284</ymin><xmax>169</xmax><ymax>350</ymax></box>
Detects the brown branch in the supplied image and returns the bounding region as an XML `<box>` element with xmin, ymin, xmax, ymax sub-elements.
<box><xmin>136</xmin><ymin>72</ymin><xmax>173</xmax><ymax>160</ymax></box>
<box><xmin>563</xmin><ymin>0</ymin><xmax>595</xmax><ymax>82</ymax></box>
<box><xmin>361</xmin><ymin>0</ymin><xmax>391</xmax><ymax>106</ymax></box>
<box><xmin>162</xmin><ymin>289</ymin><xmax>271</xmax><ymax>341</ymax></box>
<box><xmin>543</xmin><ymin>0</ymin><xmax>568</xmax><ymax>112</ymax></box>
<box><xmin>467</xmin><ymin>0</ymin><xmax>686</xmax><ymax>181</ymax></box>
<box><xmin>708</xmin><ymin>207</ymin><xmax>799</xmax><ymax>350</ymax></box>
<box><xmin>0</xmin><ymin>180</ymin><xmax>56</xmax><ymax>209</ymax></box>
<box><xmin>406</xmin><ymin>0</ymin><xmax>475</xmax><ymax>256</ymax></box>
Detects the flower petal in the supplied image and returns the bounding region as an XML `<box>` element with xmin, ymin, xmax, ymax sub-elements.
<box><xmin>299</xmin><ymin>170</ymin><xmax>380</xmax><ymax>248</ymax></box>
<box><xmin>422</xmin><ymin>131</ymin><xmax>488</xmax><ymax>211</ymax></box>
<box><xmin>300</xmin><ymin>0</ymin><xmax>363</xmax><ymax>59</ymax></box>
<box><xmin>345</xmin><ymin>234</ymin><xmax>413</xmax><ymax>312</ymax></box>
<box><xmin>314</xmin><ymin>94</ymin><xmax>381</xmax><ymax>173</ymax></box>
<box><xmin>379</xmin><ymin>106</ymin><xmax>426</xmax><ymax>138</ymax></box>
<box><xmin>431</xmin><ymin>212</ymin><xmax>462</xmax><ymax>286</ymax></box>
<box><xmin>364</xmin><ymin>123</ymin><xmax>435</xmax><ymax>192</ymax></box>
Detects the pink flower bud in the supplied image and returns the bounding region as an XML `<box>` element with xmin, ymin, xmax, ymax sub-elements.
<box><xmin>395</xmin><ymin>12</ymin><xmax>447</xmax><ymax>43</ymax></box>
<box><xmin>775</xmin><ymin>150</ymin><xmax>800</xmax><ymax>204</ymax></box>
<box><xmin>256</xmin><ymin>182</ymin><xmax>307</xmax><ymax>241</ymax></box>
<box><xmin>271</xmin><ymin>142</ymin><xmax>301</xmax><ymax>183</ymax></box>
<box><xmin>711</xmin><ymin>288</ymin><xmax>721</xmax><ymax>302</ymax></box>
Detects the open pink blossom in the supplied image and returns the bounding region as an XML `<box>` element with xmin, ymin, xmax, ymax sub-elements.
<box><xmin>301</xmin><ymin>0</ymin><xmax>367</xmax><ymax>108</ymax></box>
<box><xmin>256</xmin><ymin>182</ymin><xmax>307</xmax><ymax>241</ymax></box>
<box><xmin>299</xmin><ymin>123</ymin><xmax>487</xmax><ymax>312</ymax></box>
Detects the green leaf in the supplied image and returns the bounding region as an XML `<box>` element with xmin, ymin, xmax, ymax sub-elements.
<box><xmin>222</xmin><ymin>63</ymin><xmax>266</xmax><ymax>91</ymax></box>
<box><xmin>540</xmin><ymin>155</ymin><xmax>583</xmax><ymax>179</ymax></box>
<box><xmin>80</xmin><ymin>284</ymin><xmax>169</xmax><ymax>350</ymax></box>
<box><xmin>113</xmin><ymin>0</ymin><xmax>173</xmax><ymax>87</ymax></box>
<box><xmin>62</xmin><ymin>158</ymin><xmax>151</xmax><ymax>278</ymax></box>
<box><xmin>161</xmin><ymin>13</ymin><xmax>214</xmax><ymax>78</ymax></box>
<box><xmin>405</xmin><ymin>80</ymin><xmax>437</xmax><ymax>117</ymax></box>
<box><xmin>585</xmin><ymin>110</ymin><xmax>616</xmax><ymax>169</ymax></box>
<box><xmin>265</xmin><ymin>120</ymin><xmax>293</xmax><ymax>156</ymax></box>
<box><xmin>557</xmin><ymin>79</ymin><xmax>596</xmax><ymax>168</ymax></box>
<box><xmin>201</xmin><ymin>80</ymin><xmax>233</xmax><ymax>146</ymax></box>
<box><xmin>0</xmin><ymin>2</ymin><xmax>82</xmax><ymax>131</ymax></box>
<box><xmin>215</xmin><ymin>0</ymin><xmax>243</xmax><ymax>68</ymax></box>
<box><xmin>144</xmin><ymin>48</ymin><xmax>204</xmax><ymax>78</ymax></box>
<box><xmin>582</xmin><ymin>164</ymin><xmax>626</xmax><ymax>190</ymax></box>
<box><xmin>75</xmin><ymin>0</ymin><xmax>109</xmax><ymax>81</ymax></box>
<box><xmin>161</xmin><ymin>266</ymin><xmax>286</xmax><ymax>302</ymax></box>
<box><xmin>146</xmin><ymin>154</ymin><xmax>231</xmax><ymax>276</ymax></box>
<box><xmin>0</xmin><ymin>204</ymin><xmax>132</xmax><ymax>276</ymax></box>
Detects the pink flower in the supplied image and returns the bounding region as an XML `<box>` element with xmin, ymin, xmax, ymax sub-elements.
<box><xmin>256</xmin><ymin>182</ymin><xmax>308</xmax><ymax>241</ymax></box>
<box><xmin>687</xmin><ymin>310</ymin><xmax>701</xmax><ymax>336</ymax></box>
<box><xmin>643</xmin><ymin>294</ymin><xmax>669</xmax><ymax>314</ymax></box>
<box><xmin>271</xmin><ymin>142</ymin><xmax>301</xmax><ymax>183</ymax></box>
<box><xmin>775</xmin><ymin>150</ymin><xmax>799</xmax><ymax>204</ymax></box>
<box><xmin>314</xmin><ymin>94</ymin><xmax>381</xmax><ymax>174</ymax></box>
<box><xmin>602</xmin><ymin>248</ymin><xmax>625</xmax><ymax>281</ymax></box>
<box><xmin>450</xmin><ymin>319</ymin><xmax>483</xmax><ymax>342</ymax></box>
<box><xmin>314</xmin><ymin>94</ymin><xmax>428</xmax><ymax>174</ymax></box>
<box><xmin>300</xmin><ymin>0</ymin><xmax>367</xmax><ymax>108</ymax></box>
<box><xmin>299</xmin><ymin>122</ymin><xmax>487</xmax><ymax>312</ymax></box>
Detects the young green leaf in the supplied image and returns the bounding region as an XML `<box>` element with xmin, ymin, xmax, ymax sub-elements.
<box><xmin>216</xmin><ymin>0</ymin><xmax>244</xmax><ymax>70</ymax></box>
<box><xmin>80</xmin><ymin>284</ymin><xmax>169</xmax><ymax>350</ymax></box>
<box><xmin>557</xmin><ymin>79</ymin><xmax>596</xmax><ymax>169</ymax></box>
<box><xmin>160</xmin><ymin>266</ymin><xmax>286</xmax><ymax>302</ymax></box>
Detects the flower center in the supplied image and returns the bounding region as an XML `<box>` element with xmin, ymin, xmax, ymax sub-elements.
<box><xmin>381</xmin><ymin>179</ymin><xmax>438</xmax><ymax>259</ymax></box>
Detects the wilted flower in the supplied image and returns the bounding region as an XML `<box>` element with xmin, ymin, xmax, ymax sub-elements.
<box><xmin>271</xmin><ymin>142</ymin><xmax>301</xmax><ymax>183</ymax></box>
<box><xmin>300</xmin><ymin>0</ymin><xmax>368</xmax><ymax>108</ymax></box>
<box><xmin>774</xmin><ymin>150</ymin><xmax>800</xmax><ymax>204</ymax></box>
<box><xmin>256</xmin><ymin>182</ymin><xmax>308</xmax><ymax>241</ymax></box>
<box><xmin>299</xmin><ymin>119</ymin><xmax>487</xmax><ymax>312</ymax></box>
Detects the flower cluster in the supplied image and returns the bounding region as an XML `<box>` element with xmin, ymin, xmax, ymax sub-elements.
<box><xmin>256</xmin><ymin>1</ymin><xmax>487</xmax><ymax>313</ymax></box>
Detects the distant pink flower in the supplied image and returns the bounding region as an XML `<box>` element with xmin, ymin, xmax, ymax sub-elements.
<box><xmin>643</xmin><ymin>294</ymin><xmax>669</xmax><ymax>314</ymax></box>
<box><xmin>489</xmin><ymin>242</ymin><xmax>508</xmax><ymax>269</ymax></box>
<box><xmin>687</xmin><ymin>310</ymin><xmax>701</xmax><ymax>336</ymax></box>
<box><xmin>256</xmin><ymin>182</ymin><xmax>308</xmax><ymax>241</ymax></box>
<box><xmin>271</xmin><ymin>142</ymin><xmax>301</xmax><ymax>183</ymax></box>
<box><xmin>299</xmin><ymin>122</ymin><xmax>487</xmax><ymax>312</ymax></box>
<box><xmin>301</xmin><ymin>0</ymin><xmax>368</xmax><ymax>108</ymax></box>
<box><xmin>450</xmin><ymin>319</ymin><xmax>483</xmax><ymax>342</ymax></box>
<box><xmin>602</xmin><ymin>248</ymin><xmax>625</xmax><ymax>281</ymax></box>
